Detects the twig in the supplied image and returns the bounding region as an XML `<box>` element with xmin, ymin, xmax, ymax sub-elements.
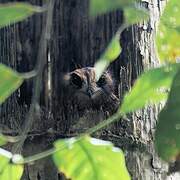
<box><xmin>12</xmin><ymin>0</ymin><xmax>55</xmax><ymax>153</ymax></box>
<box><xmin>22</xmin><ymin>147</ymin><xmax>57</xmax><ymax>164</ymax></box>
<box><xmin>20</xmin><ymin>70</ymin><xmax>37</xmax><ymax>79</ymax></box>
<box><xmin>84</xmin><ymin>112</ymin><xmax>122</xmax><ymax>135</ymax></box>
<box><xmin>15</xmin><ymin>112</ymin><xmax>122</xmax><ymax>164</ymax></box>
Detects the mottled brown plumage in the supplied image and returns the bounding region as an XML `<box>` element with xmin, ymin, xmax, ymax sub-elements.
<box><xmin>64</xmin><ymin>67</ymin><xmax>119</xmax><ymax>115</ymax></box>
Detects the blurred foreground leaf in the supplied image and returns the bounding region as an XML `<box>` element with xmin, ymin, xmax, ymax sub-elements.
<box><xmin>53</xmin><ymin>136</ymin><xmax>130</xmax><ymax>180</ymax></box>
<box><xmin>0</xmin><ymin>151</ymin><xmax>23</xmax><ymax>180</ymax></box>
<box><xmin>95</xmin><ymin>35</ymin><xmax>121</xmax><ymax>80</ymax></box>
<box><xmin>0</xmin><ymin>64</ymin><xmax>23</xmax><ymax>104</ymax></box>
<box><xmin>124</xmin><ymin>6</ymin><xmax>149</xmax><ymax>25</ymax></box>
<box><xmin>0</xmin><ymin>2</ymin><xmax>43</xmax><ymax>28</ymax></box>
<box><xmin>155</xmin><ymin>69</ymin><xmax>180</xmax><ymax>161</ymax></box>
<box><xmin>89</xmin><ymin>0</ymin><xmax>134</xmax><ymax>17</ymax></box>
<box><xmin>120</xmin><ymin>64</ymin><xmax>180</xmax><ymax>114</ymax></box>
<box><xmin>156</xmin><ymin>0</ymin><xmax>180</xmax><ymax>62</ymax></box>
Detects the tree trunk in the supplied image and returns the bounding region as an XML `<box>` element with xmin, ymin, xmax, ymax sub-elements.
<box><xmin>0</xmin><ymin>0</ymin><xmax>179</xmax><ymax>179</ymax></box>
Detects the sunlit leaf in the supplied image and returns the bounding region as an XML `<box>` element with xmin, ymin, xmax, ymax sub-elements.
<box><xmin>95</xmin><ymin>36</ymin><xmax>121</xmax><ymax>80</ymax></box>
<box><xmin>0</xmin><ymin>155</ymin><xmax>9</xmax><ymax>172</ymax></box>
<box><xmin>53</xmin><ymin>136</ymin><xmax>130</xmax><ymax>180</ymax></box>
<box><xmin>0</xmin><ymin>163</ymin><xmax>23</xmax><ymax>180</ymax></box>
<box><xmin>0</xmin><ymin>2</ymin><xmax>43</xmax><ymax>28</ymax></box>
<box><xmin>0</xmin><ymin>64</ymin><xmax>24</xmax><ymax>104</ymax></box>
<box><xmin>156</xmin><ymin>0</ymin><xmax>180</xmax><ymax>62</ymax></box>
<box><xmin>103</xmin><ymin>37</ymin><xmax>121</xmax><ymax>61</ymax></box>
<box><xmin>120</xmin><ymin>64</ymin><xmax>180</xmax><ymax>114</ymax></box>
<box><xmin>89</xmin><ymin>0</ymin><xmax>134</xmax><ymax>17</ymax></box>
<box><xmin>124</xmin><ymin>6</ymin><xmax>149</xmax><ymax>25</ymax></box>
<box><xmin>155</xmin><ymin>70</ymin><xmax>180</xmax><ymax>161</ymax></box>
<box><xmin>0</xmin><ymin>151</ymin><xmax>23</xmax><ymax>180</ymax></box>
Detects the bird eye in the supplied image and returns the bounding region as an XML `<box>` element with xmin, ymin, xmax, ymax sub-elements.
<box><xmin>97</xmin><ymin>75</ymin><xmax>106</xmax><ymax>87</ymax></box>
<box><xmin>70</xmin><ymin>73</ymin><xmax>83</xmax><ymax>88</ymax></box>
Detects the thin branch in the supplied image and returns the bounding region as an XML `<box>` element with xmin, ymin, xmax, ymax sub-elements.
<box><xmin>84</xmin><ymin>112</ymin><xmax>122</xmax><ymax>135</ymax></box>
<box><xmin>3</xmin><ymin>135</ymin><xmax>22</xmax><ymax>143</ymax></box>
<box><xmin>20</xmin><ymin>70</ymin><xmax>37</xmax><ymax>79</ymax></box>
<box><xmin>22</xmin><ymin>147</ymin><xmax>57</xmax><ymax>164</ymax></box>
<box><xmin>13</xmin><ymin>112</ymin><xmax>122</xmax><ymax>164</ymax></box>
<box><xmin>12</xmin><ymin>0</ymin><xmax>55</xmax><ymax>153</ymax></box>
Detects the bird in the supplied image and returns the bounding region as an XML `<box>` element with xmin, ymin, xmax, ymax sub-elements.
<box><xmin>63</xmin><ymin>67</ymin><xmax>120</xmax><ymax>115</ymax></box>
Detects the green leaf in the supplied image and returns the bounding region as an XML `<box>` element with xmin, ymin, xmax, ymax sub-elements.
<box><xmin>89</xmin><ymin>0</ymin><xmax>134</xmax><ymax>17</ymax></box>
<box><xmin>155</xmin><ymin>70</ymin><xmax>180</xmax><ymax>162</ymax></box>
<box><xmin>53</xmin><ymin>136</ymin><xmax>130</xmax><ymax>180</ymax></box>
<box><xmin>0</xmin><ymin>2</ymin><xmax>43</xmax><ymax>28</ymax></box>
<box><xmin>120</xmin><ymin>64</ymin><xmax>180</xmax><ymax>114</ymax></box>
<box><xmin>0</xmin><ymin>155</ymin><xmax>9</xmax><ymax>172</ymax></box>
<box><xmin>0</xmin><ymin>163</ymin><xmax>23</xmax><ymax>180</ymax></box>
<box><xmin>103</xmin><ymin>36</ymin><xmax>121</xmax><ymax>61</ymax></box>
<box><xmin>0</xmin><ymin>151</ymin><xmax>23</xmax><ymax>180</ymax></box>
<box><xmin>156</xmin><ymin>0</ymin><xmax>180</xmax><ymax>62</ymax></box>
<box><xmin>0</xmin><ymin>64</ymin><xmax>24</xmax><ymax>104</ymax></box>
<box><xmin>124</xmin><ymin>6</ymin><xmax>149</xmax><ymax>25</ymax></box>
<box><xmin>0</xmin><ymin>134</ymin><xmax>7</xmax><ymax>146</ymax></box>
<box><xmin>95</xmin><ymin>36</ymin><xmax>121</xmax><ymax>80</ymax></box>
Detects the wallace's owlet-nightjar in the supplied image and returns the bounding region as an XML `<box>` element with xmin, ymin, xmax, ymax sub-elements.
<box><xmin>64</xmin><ymin>67</ymin><xmax>119</xmax><ymax>115</ymax></box>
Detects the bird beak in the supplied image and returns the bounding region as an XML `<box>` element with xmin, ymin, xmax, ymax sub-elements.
<box><xmin>87</xmin><ymin>86</ymin><xmax>100</xmax><ymax>98</ymax></box>
<box><xmin>87</xmin><ymin>89</ymin><xmax>94</xmax><ymax>98</ymax></box>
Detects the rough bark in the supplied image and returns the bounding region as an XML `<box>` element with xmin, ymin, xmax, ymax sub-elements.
<box><xmin>0</xmin><ymin>0</ymin><xmax>179</xmax><ymax>179</ymax></box>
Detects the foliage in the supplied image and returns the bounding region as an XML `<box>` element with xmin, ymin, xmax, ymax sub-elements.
<box><xmin>0</xmin><ymin>0</ymin><xmax>179</xmax><ymax>179</ymax></box>
<box><xmin>0</xmin><ymin>2</ymin><xmax>43</xmax><ymax>29</ymax></box>
<box><xmin>0</xmin><ymin>161</ymin><xmax>23</xmax><ymax>180</ymax></box>
<box><xmin>53</xmin><ymin>136</ymin><xmax>130</xmax><ymax>180</ymax></box>
<box><xmin>0</xmin><ymin>64</ymin><xmax>23</xmax><ymax>104</ymax></box>
<box><xmin>124</xmin><ymin>6</ymin><xmax>149</xmax><ymax>25</ymax></box>
<box><xmin>93</xmin><ymin>1</ymin><xmax>149</xmax><ymax>80</ymax></box>
<box><xmin>0</xmin><ymin>152</ymin><xmax>23</xmax><ymax>180</ymax></box>
<box><xmin>154</xmin><ymin>0</ymin><xmax>180</xmax><ymax>162</ymax></box>
<box><xmin>89</xmin><ymin>0</ymin><xmax>134</xmax><ymax>17</ymax></box>
<box><xmin>0</xmin><ymin>134</ymin><xmax>7</xmax><ymax>146</ymax></box>
<box><xmin>155</xmin><ymin>70</ymin><xmax>180</xmax><ymax>161</ymax></box>
<box><xmin>156</xmin><ymin>0</ymin><xmax>180</xmax><ymax>62</ymax></box>
<box><xmin>120</xmin><ymin>64</ymin><xmax>179</xmax><ymax>114</ymax></box>
<box><xmin>95</xmin><ymin>35</ymin><xmax>122</xmax><ymax>80</ymax></box>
